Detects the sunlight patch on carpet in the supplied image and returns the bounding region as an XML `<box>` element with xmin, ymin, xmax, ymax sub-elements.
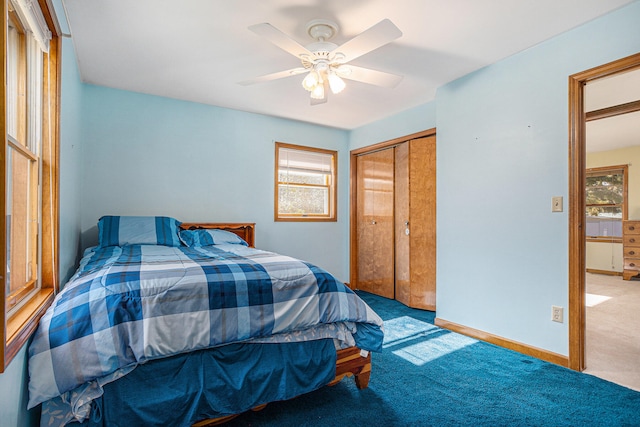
<box><xmin>383</xmin><ymin>316</ymin><xmax>438</xmax><ymax>346</ymax></box>
<box><xmin>586</xmin><ymin>293</ymin><xmax>612</xmax><ymax>307</ymax></box>
<box><xmin>383</xmin><ymin>316</ymin><xmax>478</xmax><ymax>366</ymax></box>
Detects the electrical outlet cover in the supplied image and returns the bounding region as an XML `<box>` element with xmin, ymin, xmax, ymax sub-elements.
<box><xmin>552</xmin><ymin>305</ymin><xmax>563</xmax><ymax>323</ymax></box>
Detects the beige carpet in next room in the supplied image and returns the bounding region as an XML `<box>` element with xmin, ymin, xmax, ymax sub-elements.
<box><xmin>585</xmin><ymin>272</ymin><xmax>640</xmax><ymax>392</ymax></box>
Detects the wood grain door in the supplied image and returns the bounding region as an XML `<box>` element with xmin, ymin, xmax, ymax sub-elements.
<box><xmin>394</xmin><ymin>142</ymin><xmax>411</xmax><ymax>305</ymax></box>
<box><xmin>395</xmin><ymin>137</ymin><xmax>437</xmax><ymax>309</ymax></box>
<box><xmin>356</xmin><ymin>148</ymin><xmax>395</xmax><ymax>298</ymax></box>
<box><xmin>408</xmin><ymin>136</ymin><xmax>437</xmax><ymax>310</ymax></box>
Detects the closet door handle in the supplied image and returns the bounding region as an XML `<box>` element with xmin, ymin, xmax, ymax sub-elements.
<box><xmin>371</xmin><ymin>220</ymin><xmax>377</xmax><ymax>225</ymax></box>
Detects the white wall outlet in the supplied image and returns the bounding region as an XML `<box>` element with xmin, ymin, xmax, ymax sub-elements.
<box><xmin>552</xmin><ymin>305</ymin><xmax>564</xmax><ymax>323</ymax></box>
<box><xmin>552</xmin><ymin>196</ymin><xmax>563</xmax><ymax>212</ymax></box>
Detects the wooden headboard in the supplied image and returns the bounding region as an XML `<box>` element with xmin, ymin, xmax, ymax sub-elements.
<box><xmin>179</xmin><ymin>223</ymin><xmax>256</xmax><ymax>247</ymax></box>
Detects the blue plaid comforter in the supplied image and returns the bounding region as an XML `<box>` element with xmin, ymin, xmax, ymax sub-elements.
<box><xmin>28</xmin><ymin>244</ymin><xmax>384</xmax><ymax>409</ymax></box>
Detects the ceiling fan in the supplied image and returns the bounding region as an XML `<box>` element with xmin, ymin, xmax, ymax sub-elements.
<box><xmin>239</xmin><ymin>19</ymin><xmax>403</xmax><ymax>105</ymax></box>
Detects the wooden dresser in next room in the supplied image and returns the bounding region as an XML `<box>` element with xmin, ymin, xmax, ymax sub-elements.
<box><xmin>623</xmin><ymin>220</ymin><xmax>640</xmax><ymax>280</ymax></box>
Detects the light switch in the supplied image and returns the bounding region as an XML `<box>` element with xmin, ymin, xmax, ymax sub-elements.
<box><xmin>552</xmin><ymin>196</ymin><xmax>563</xmax><ymax>212</ymax></box>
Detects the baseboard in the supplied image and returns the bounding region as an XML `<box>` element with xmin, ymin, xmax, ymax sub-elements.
<box><xmin>586</xmin><ymin>268</ymin><xmax>622</xmax><ymax>276</ymax></box>
<box><xmin>434</xmin><ymin>318</ymin><xmax>569</xmax><ymax>368</ymax></box>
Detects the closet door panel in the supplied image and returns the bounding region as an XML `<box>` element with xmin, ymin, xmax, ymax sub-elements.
<box><xmin>356</xmin><ymin>149</ymin><xmax>395</xmax><ymax>298</ymax></box>
<box><xmin>409</xmin><ymin>136</ymin><xmax>437</xmax><ymax>309</ymax></box>
<box><xmin>394</xmin><ymin>142</ymin><xmax>411</xmax><ymax>306</ymax></box>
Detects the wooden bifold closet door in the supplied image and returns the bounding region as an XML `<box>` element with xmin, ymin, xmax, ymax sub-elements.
<box><xmin>354</xmin><ymin>135</ymin><xmax>436</xmax><ymax>310</ymax></box>
<box><xmin>356</xmin><ymin>148</ymin><xmax>395</xmax><ymax>299</ymax></box>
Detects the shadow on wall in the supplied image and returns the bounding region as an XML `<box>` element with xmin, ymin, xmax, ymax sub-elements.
<box><xmin>80</xmin><ymin>225</ymin><xmax>99</xmax><ymax>251</ymax></box>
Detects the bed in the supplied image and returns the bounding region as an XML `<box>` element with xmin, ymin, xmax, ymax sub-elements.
<box><xmin>27</xmin><ymin>216</ymin><xmax>384</xmax><ymax>426</ymax></box>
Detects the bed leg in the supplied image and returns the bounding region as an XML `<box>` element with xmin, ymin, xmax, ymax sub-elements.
<box><xmin>334</xmin><ymin>347</ymin><xmax>373</xmax><ymax>389</ymax></box>
<box><xmin>354</xmin><ymin>369</ymin><xmax>371</xmax><ymax>389</ymax></box>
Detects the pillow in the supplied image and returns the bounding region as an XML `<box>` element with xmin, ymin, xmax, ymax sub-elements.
<box><xmin>179</xmin><ymin>229</ymin><xmax>248</xmax><ymax>247</ymax></box>
<box><xmin>98</xmin><ymin>216</ymin><xmax>182</xmax><ymax>248</ymax></box>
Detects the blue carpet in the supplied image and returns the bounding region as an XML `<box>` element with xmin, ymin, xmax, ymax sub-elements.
<box><xmin>225</xmin><ymin>291</ymin><xmax>640</xmax><ymax>426</ymax></box>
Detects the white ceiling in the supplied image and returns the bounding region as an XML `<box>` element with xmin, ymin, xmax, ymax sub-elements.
<box><xmin>60</xmin><ymin>0</ymin><xmax>635</xmax><ymax>130</ymax></box>
<box><xmin>586</xmin><ymin>68</ymin><xmax>640</xmax><ymax>153</ymax></box>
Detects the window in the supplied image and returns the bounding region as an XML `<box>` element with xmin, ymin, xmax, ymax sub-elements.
<box><xmin>1</xmin><ymin>0</ymin><xmax>60</xmax><ymax>371</ymax></box>
<box><xmin>275</xmin><ymin>142</ymin><xmax>337</xmax><ymax>221</ymax></box>
<box><xmin>585</xmin><ymin>165</ymin><xmax>627</xmax><ymax>241</ymax></box>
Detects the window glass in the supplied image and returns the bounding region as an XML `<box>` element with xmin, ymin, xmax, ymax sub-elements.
<box><xmin>7</xmin><ymin>12</ymin><xmax>23</xmax><ymax>140</ymax></box>
<box><xmin>6</xmin><ymin>146</ymin><xmax>38</xmax><ymax>310</ymax></box>
<box><xmin>585</xmin><ymin>167</ymin><xmax>626</xmax><ymax>239</ymax></box>
<box><xmin>275</xmin><ymin>143</ymin><xmax>337</xmax><ymax>221</ymax></box>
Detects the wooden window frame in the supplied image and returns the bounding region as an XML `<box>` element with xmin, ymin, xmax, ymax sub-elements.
<box><xmin>274</xmin><ymin>142</ymin><xmax>337</xmax><ymax>222</ymax></box>
<box><xmin>585</xmin><ymin>164</ymin><xmax>628</xmax><ymax>243</ymax></box>
<box><xmin>1</xmin><ymin>0</ymin><xmax>60</xmax><ymax>372</ymax></box>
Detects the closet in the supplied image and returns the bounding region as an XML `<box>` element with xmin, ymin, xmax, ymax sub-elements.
<box><xmin>351</xmin><ymin>131</ymin><xmax>436</xmax><ymax>310</ymax></box>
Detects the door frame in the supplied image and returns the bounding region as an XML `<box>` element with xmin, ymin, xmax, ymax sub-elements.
<box><xmin>568</xmin><ymin>52</ymin><xmax>640</xmax><ymax>371</ymax></box>
<box><xmin>349</xmin><ymin>128</ymin><xmax>436</xmax><ymax>289</ymax></box>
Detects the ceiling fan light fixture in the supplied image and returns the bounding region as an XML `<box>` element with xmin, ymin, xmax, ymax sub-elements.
<box><xmin>310</xmin><ymin>83</ymin><xmax>325</xmax><ymax>99</ymax></box>
<box><xmin>244</xmin><ymin>18</ymin><xmax>403</xmax><ymax>105</ymax></box>
<box><xmin>302</xmin><ymin>71</ymin><xmax>319</xmax><ymax>91</ymax></box>
<box><xmin>328</xmin><ymin>72</ymin><xmax>346</xmax><ymax>94</ymax></box>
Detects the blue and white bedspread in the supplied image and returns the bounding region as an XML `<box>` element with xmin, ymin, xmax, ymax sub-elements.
<box><xmin>28</xmin><ymin>243</ymin><xmax>384</xmax><ymax>414</ymax></box>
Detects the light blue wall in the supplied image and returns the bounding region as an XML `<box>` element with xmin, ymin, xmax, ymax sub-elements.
<box><xmin>78</xmin><ymin>86</ymin><xmax>351</xmax><ymax>280</ymax></box>
<box><xmin>436</xmin><ymin>1</ymin><xmax>640</xmax><ymax>355</ymax></box>
<box><xmin>0</xmin><ymin>346</ymin><xmax>37</xmax><ymax>427</ymax></box>
<box><xmin>59</xmin><ymin>36</ymin><xmax>84</xmax><ymax>284</ymax></box>
<box><xmin>349</xmin><ymin>102</ymin><xmax>436</xmax><ymax>150</ymax></box>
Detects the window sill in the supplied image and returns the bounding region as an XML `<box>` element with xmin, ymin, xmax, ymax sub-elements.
<box><xmin>5</xmin><ymin>288</ymin><xmax>54</xmax><ymax>369</ymax></box>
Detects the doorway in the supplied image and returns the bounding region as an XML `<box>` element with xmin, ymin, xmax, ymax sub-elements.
<box><xmin>568</xmin><ymin>52</ymin><xmax>640</xmax><ymax>372</ymax></box>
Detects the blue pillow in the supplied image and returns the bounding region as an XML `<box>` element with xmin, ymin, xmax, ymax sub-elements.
<box><xmin>179</xmin><ymin>229</ymin><xmax>248</xmax><ymax>247</ymax></box>
<box><xmin>98</xmin><ymin>216</ymin><xmax>182</xmax><ymax>248</ymax></box>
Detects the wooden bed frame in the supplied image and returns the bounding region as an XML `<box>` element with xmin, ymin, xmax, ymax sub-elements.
<box><xmin>180</xmin><ymin>222</ymin><xmax>257</xmax><ymax>248</ymax></box>
<box><xmin>179</xmin><ymin>223</ymin><xmax>373</xmax><ymax>425</ymax></box>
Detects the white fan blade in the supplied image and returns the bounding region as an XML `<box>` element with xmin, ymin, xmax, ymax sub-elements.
<box><xmin>332</xmin><ymin>19</ymin><xmax>402</xmax><ymax>63</ymax></box>
<box><xmin>249</xmin><ymin>23</ymin><xmax>313</xmax><ymax>59</ymax></box>
<box><xmin>238</xmin><ymin>67</ymin><xmax>308</xmax><ymax>86</ymax></box>
<box><xmin>341</xmin><ymin>65</ymin><xmax>403</xmax><ymax>88</ymax></box>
